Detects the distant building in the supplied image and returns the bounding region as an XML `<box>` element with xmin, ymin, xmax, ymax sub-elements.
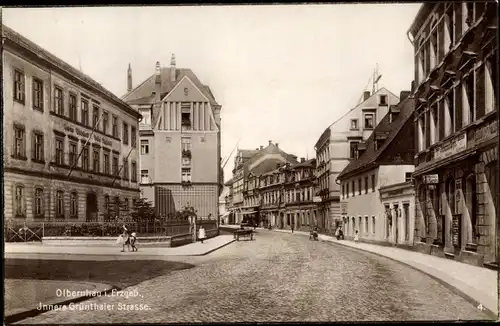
<box><xmin>122</xmin><ymin>55</ymin><xmax>223</xmax><ymax>220</ymax></box>
<box><xmin>219</xmin><ymin>186</ymin><xmax>230</xmax><ymax>224</ymax></box>
<box><xmin>314</xmin><ymin>88</ymin><xmax>400</xmax><ymax>233</ymax></box>
<box><xmin>337</xmin><ymin>94</ymin><xmax>415</xmax><ymax>244</ymax></box>
<box><xmin>3</xmin><ymin>25</ymin><xmax>142</xmax><ymax>223</ymax></box>
<box><xmin>225</xmin><ymin>141</ymin><xmax>298</xmax><ymax>224</ymax></box>
<box><xmin>408</xmin><ymin>2</ymin><xmax>498</xmax><ymax>268</ymax></box>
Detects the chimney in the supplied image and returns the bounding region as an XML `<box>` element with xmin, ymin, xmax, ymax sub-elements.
<box><xmin>260</xmin><ymin>146</ymin><xmax>263</xmax><ymax>150</ymax></box>
<box><xmin>275</xmin><ymin>143</ymin><xmax>279</xmax><ymax>148</ymax></box>
<box><xmin>268</xmin><ymin>140</ymin><xmax>272</xmax><ymax>145</ymax></box>
<box><xmin>411</xmin><ymin>80</ymin><xmax>415</xmax><ymax>92</ymax></box>
<box><xmin>127</xmin><ymin>63</ymin><xmax>132</xmax><ymax>92</ymax></box>
<box><xmin>301</xmin><ymin>157</ymin><xmax>305</xmax><ymax>163</ymax></box>
<box><xmin>255</xmin><ymin>148</ymin><xmax>259</xmax><ymax>150</ymax></box>
<box><xmin>154</xmin><ymin>61</ymin><xmax>161</xmax><ymax>103</ymax></box>
<box><xmin>400</xmin><ymin>90</ymin><xmax>411</xmax><ymax>101</ymax></box>
<box><xmin>170</xmin><ymin>54</ymin><xmax>176</xmax><ymax>83</ymax></box>
<box><xmin>363</xmin><ymin>91</ymin><xmax>370</xmax><ymax>101</ymax></box>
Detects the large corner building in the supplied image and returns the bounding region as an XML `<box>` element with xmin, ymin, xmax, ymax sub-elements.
<box><xmin>122</xmin><ymin>55</ymin><xmax>222</xmax><ymax>219</ymax></box>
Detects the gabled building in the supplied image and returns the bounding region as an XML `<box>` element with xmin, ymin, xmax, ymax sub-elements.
<box><xmin>225</xmin><ymin>141</ymin><xmax>298</xmax><ymax>224</ymax></box>
<box><xmin>408</xmin><ymin>2</ymin><xmax>498</xmax><ymax>268</ymax></box>
<box><xmin>122</xmin><ymin>55</ymin><xmax>222</xmax><ymax>220</ymax></box>
<box><xmin>337</xmin><ymin>94</ymin><xmax>415</xmax><ymax>244</ymax></box>
<box><xmin>314</xmin><ymin>88</ymin><xmax>400</xmax><ymax>233</ymax></box>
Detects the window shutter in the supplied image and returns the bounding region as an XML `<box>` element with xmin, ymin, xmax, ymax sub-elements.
<box><xmin>455</xmin><ymin>85</ymin><xmax>463</xmax><ymax>131</ymax></box>
<box><xmin>438</xmin><ymin>99</ymin><xmax>445</xmax><ymax>140</ymax></box>
<box><xmin>475</xmin><ymin>65</ymin><xmax>486</xmax><ymax>119</ymax></box>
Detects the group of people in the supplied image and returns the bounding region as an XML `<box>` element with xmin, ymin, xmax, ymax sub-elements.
<box><xmin>117</xmin><ymin>225</ymin><xmax>138</xmax><ymax>252</ymax></box>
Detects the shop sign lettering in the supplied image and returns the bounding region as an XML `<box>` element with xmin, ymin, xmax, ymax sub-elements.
<box><xmin>434</xmin><ymin>132</ymin><xmax>467</xmax><ymax>161</ymax></box>
<box><xmin>423</xmin><ymin>174</ymin><xmax>439</xmax><ymax>184</ymax></box>
<box><xmin>64</xmin><ymin>124</ymin><xmax>113</xmax><ymax>147</ymax></box>
<box><xmin>473</xmin><ymin>119</ymin><xmax>498</xmax><ymax>145</ymax></box>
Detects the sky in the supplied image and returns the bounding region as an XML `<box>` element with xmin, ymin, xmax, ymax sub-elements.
<box><xmin>3</xmin><ymin>4</ymin><xmax>422</xmax><ymax>182</ymax></box>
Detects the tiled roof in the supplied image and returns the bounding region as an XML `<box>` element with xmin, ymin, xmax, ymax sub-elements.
<box><xmin>122</xmin><ymin>67</ymin><xmax>219</xmax><ymax>107</ymax></box>
<box><xmin>243</xmin><ymin>144</ymin><xmax>298</xmax><ymax>177</ymax></box>
<box><xmin>2</xmin><ymin>25</ymin><xmax>140</xmax><ymax>118</ymax></box>
<box><xmin>240</xmin><ymin>149</ymin><xmax>260</xmax><ymax>159</ymax></box>
<box><xmin>337</xmin><ymin>96</ymin><xmax>416</xmax><ymax>180</ymax></box>
<box><xmin>291</xmin><ymin>158</ymin><xmax>316</xmax><ymax>169</ymax></box>
<box><xmin>250</xmin><ymin>159</ymin><xmax>287</xmax><ymax>176</ymax></box>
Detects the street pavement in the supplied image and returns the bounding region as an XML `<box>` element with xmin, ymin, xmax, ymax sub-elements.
<box><xmin>16</xmin><ymin>229</ymin><xmax>493</xmax><ymax>323</ymax></box>
<box><xmin>5</xmin><ymin>235</ymin><xmax>235</xmax><ymax>258</ymax></box>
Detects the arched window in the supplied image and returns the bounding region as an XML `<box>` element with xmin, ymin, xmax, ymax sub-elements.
<box><xmin>70</xmin><ymin>192</ymin><xmax>78</xmax><ymax>218</ymax></box>
<box><xmin>34</xmin><ymin>188</ymin><xmax>44</xmax><ymax>217</ymax></box>
<box><xmin>56</xmin><ymin>190</ymin><xmax>64</xmax><ymax>218</ymax></box>
<box><xmin>14</xmin><ymin>185</ymin><xmax>26</xmax><ymax>217</ymax></box>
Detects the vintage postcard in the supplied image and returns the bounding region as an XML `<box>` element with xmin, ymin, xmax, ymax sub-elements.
<box><xmin>2</xmin><ymin>3</ymin><xmax>499</xmax><ymax>324</ymax></box>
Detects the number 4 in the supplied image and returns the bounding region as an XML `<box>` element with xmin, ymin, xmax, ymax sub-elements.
<box><xmin>477</xmin><ymin>304</ymin><xmax>484</xmax><ymax>311</ymax></box>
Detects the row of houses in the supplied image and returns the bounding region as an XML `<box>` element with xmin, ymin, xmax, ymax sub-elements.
<box><xmin>3</xmin><ymin>24</ymin><xmax>223</xmax><ymax>225</ymax></box>
<box><xmin>224</xmin><ymin>2</ymin><xmax>498</xmax><ymax>269</ymax></box>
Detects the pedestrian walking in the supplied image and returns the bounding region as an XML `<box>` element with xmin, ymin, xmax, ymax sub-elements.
<box><xmin>335</xmin><ymin>227</ymin><xmax>340</xmax><ymax>240</ymax></box>
<box><xmin>121</xmin><ymin>225</ymin><xmax>131</xmax><ymax>252</ymax></box>
<box><xmin>339</xmin><ymin>228</ymin><xmax>344</xmax><ymax>240</ymax></box>
<box><xmin>130</xmin><ymin>232</ymin><xmax>138</xmax><ymax>251</ymax></box>
<box><xmin>354</xmin><ymin>230</ymin><xmax>359</xmax><ymax>243</ymax></box>
<box><xmin>198</xmin><ymin>226</ymin><xmax>206</xmax><ymax>243</ymax></box>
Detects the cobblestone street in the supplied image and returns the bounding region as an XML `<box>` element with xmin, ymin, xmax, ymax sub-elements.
<box><xmin>19</xmin><ymin>230</ymin><xmax>491</xmax><ymax>323</ymax></box>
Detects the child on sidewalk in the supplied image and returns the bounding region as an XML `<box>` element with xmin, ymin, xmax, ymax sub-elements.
<box><xmin>130</xmin><ymin>232</ymin><xmax>138</xmax><ymax>251</ymax></box>
<box><xmin>354</xmin><ymin>230</ymin><xmax>359</xmax><ymax>243</ymax></box>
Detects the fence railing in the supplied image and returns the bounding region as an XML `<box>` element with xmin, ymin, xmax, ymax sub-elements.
<box><xmin>4</xmin><ymin>219</ymin><xmax>218</xmax><ymax>241</ymax></box>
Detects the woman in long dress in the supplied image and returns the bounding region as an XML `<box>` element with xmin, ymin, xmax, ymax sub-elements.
<box><xmin>121</xmin><ymin>225</ymin><xmax>130</xmax><ymax>252</ymax></box>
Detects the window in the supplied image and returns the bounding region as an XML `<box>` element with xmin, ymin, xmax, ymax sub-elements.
<box><xmin>365</xmin><ymin>176</ymin><xmax>368</xmax><ymax>194</ymax></box>
<box><xmin>55</xmin><ymin>137</ymin><xmax>64</xmax><ymax>165</ymax></box>
<box><xmin>32</xmin><ymin>78</ymin><xmax>44</xmax><ymax>111</ymax></box>
<box><xmin>13</xmin><ymin>125</ymin><xmax>26</xmax><ymax>158</ymax></box>
<box><xmin>103</xmin><ymin>151</ymin><xmax>110</xmax><ymax>175</ymax></box>
<box><xmin>181</xmin><ymin>137</ymin><xmax>191</xmax><ymax>151</ymax></box>
<box><xmin>182</xmin><ymin>168</ymin><xmax>191</xmax><ymax>182</ymax></box>
<box><xmin>371</xmin><ymin>174</ymin><xmax>376</xmax><ymax>192</ymax></box>
<box><xmin>81</xmin><ymin>99</ymin><xmax>89</xmax><ymax>126</ymax></box>
<box><xmin>365</xmin><ymin>216</ymin><xmax>369</xmax><ymax>233</ymax></box>
<box><xmin>352</xmin><ymin>181</ymin><xmax>355</xmax><ymax>197</ymax></box>
<box><xmin>405</xmin><ymin>172</ymin><xmax>412</xmax><ymax>183</ymax></box>
<box><xmin>104</xmin><ymin>195</ymin><xmax>110</xmax><ymax>221</ymax></box>
<box><xmin>358</xmin><ymin>179</ymin><xmax>362</xmax><ymax>195</ymax></box>
<box><xmin>379</xmin><ymin>95</ymin><xmax>387</xmax><ymax>106</ymax></box>
<box><xmin>102</xmin><ymin>112</ymin><xmax>109</xmax><ymax>134</ymax></box>
<box><xmin>417</xmin><ymin>115</ymin><xmax>425</xmax><ymax>152</ymax></box>
<box><xmin>350</xmin><ymin>142</ymin><xmax>359</xmax><ymax>159</ymax></box>
<box><xmin>141</xmin><ymin>170</ymin><xmax>149</xmax><ymax>184</ymax></box>
<box><xmin>430</xmin><ymin>26</ymin><xmax>438</xmax><ymax>69</ymax></box>
<box><xmin>54</xmin><ymin>87</ymin><xmax>64</xmax><ymax>115</ymax></box>
<box><xmin>115</xmin><ymin>196</ymin><xmax>120</xmax><ymax>218</ymax></box>
<box><xmin>32</xmin><ymin>132</ymin><xmax>44</xmax><ymax>162</ymax></box>
<box><xmin>131</xmin><ymin>126</ymin><xmax>136</xmax><ymax>147</ymax></box>
<box><xmin>69</xmin><ymin>93</ymin><xmax>77</xmax><ymax>121</ymax></box>
<box><xmin>82</xmin><ymin>145</ymin><xmax>89</xmax><ymax>171</ymax></box>
<box><xmin>123</xmin><ymin>122</ymin><xmax>128</xmax><ymax>145</ymax></box>
<box><xmin>123</xmin><ymin>159</ymin><xmax>129</xmax><ymax>180</ymax></box>
<box><xmin>93</xmin><ymin>106</ymin><xmax>100</xmax><ymax>130</ymax></box>
<box><xmin>350</xmin><ymin>119</ymin><xmax>358</xmax><ymax>130</ymax></box>
<box><xmin>112</xmin><ymin>116</ymin><xmax>118</xmax><ymax>137</ymax></box>
<box><xmin>113</xmin><ymin>156</ymin><xmax>119</xmax><ymax>176</ymax></box>
<box><xmin>34</xmin><ymin>188</ymin><xmax>44</xmax><ymax>217</ymax></box>
<box><xmin>56</xmin><ymin>190</ymin><xmax>64</xmax><ymax>218</ymax></box>
<box><xmin>342</xmin><ymin>184</ymin><xmax>345</xmax><ymax>199</ymax></box>
<box><xmin>93</xmin><ymin>149</ymin><xmax>100</xmax><ymax>173</ymax></box>
<box><xmin>485</xmin><ymin>55</ymin><xmax>497</xmax><ymax>114</ymax></box>
<box><xmin>372</xmin><ymin>216</ymin><xmax>376</xmax><ymax>234</ymax></box>
<box><xmin>346</xmin><ymin>183</ymin><xmax>349</xmax><ymax>198</ymax></box>
<box><xmin>465</xmin><ymin>2</ymin><xmax>475</xmax><ymax>28</ymax></box>
<box><xmin>445</xmin><ymin>5</ymin><xmax>454</xmax><ymax>51</ymax></box>
<box><xmin>364</xmin><ymin>114</ymin><xmax>374</xmax><ymax>129</ymax></box>
<box><xmin>70</xmin><ymin>192</ymin><xmax>78</xmax><ymax>218</ymax></box>
<box><xmin>431</xmin><ymin>104</ymin><xmax>438</xmax><ymax>144</ymax></box>
<box><xmin>14</xmin><ymin>185</ymin><xmax>26</xmax><ymax>217</ymax></box>
<box><xmin>131</xmin><ymin>162</ymin><xmax>137</xmax><ymax>182</ymax></box>
<box><xmin>463</xmin><ymin>73</ymin><xmax>475</xmax><ymax>125</ymax></box>
<box><xmin>69</xmin><ymin>142</ymin><xmax>77</xmax><ymax>167</ymax></box>
<box><xmin>14</xmin><ymin>69</ymin><xmax>25</xmax><ymax>103</ymax></box>
<box><xmin>141</xmin><ymin>140</ymin><xmax>149</xmax><ymax>154</ymax></box>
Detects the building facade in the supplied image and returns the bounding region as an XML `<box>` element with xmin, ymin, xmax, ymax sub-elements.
<box><xmin>338</xmin><ymin>95</ymin><xmax>415</xmax><ymax>243</ymax></box>
<box><xmin>3</xmin><ymin>25</ymin><xmax>142</xmax><ymax>223</ymax></box>
<box><xmin>409</xmin><ymin>2</ymin><xmax>498</xmax><ymax>267</ymax></box>
<box><xmin>314</xmin><ymin>88</ymin><xmax>400</xmax><ymax>234</ymax></box>
<box><xmin>122</xmin><ymin>55</ymin><xmax>223</xmax><ymax>220</ymax></box>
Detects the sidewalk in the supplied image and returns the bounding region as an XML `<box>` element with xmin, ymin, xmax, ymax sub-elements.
<box><xmin>273</xmin><ymin>228</ymin><xmax>498</xmax><ymax>317</ymax></box>
<box><xmin>4</xmin><ymin>235</ymin><xmax>235</xmax><ymax>258</ymax></box>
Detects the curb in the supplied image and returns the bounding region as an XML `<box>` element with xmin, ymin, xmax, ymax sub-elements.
<box><xmin>274</xmin><ymin>229</ymin><xmax>498</xmax><ymax>319</ymax></box>
<box><xmin>193</xmin><ymin>239</ymin><xmax>237</xmax><ymax>256</ymax></box>
<box><xmin>4</xmin><ymin>286</ymin><xmax>118</xmax><ymax>324</ymax></box>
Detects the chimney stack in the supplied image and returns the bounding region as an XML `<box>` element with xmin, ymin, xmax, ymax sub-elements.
<box><xmin>301</xmin><ymin>157</ymin><xmax>305</xmax><ymax>163</ymax></box>
<box><xmin>260</xmin><ymin>146</ymin><xmax>263</xmax><ymax>150</ymax></box>
<box><xmin>127</xmin><ymin>63</ymin><xmax>132</xmax><ymax>92</ymax></box>
<box><xmin>268</xmin><ymin>140</ymin><xmax>272</xmax><ymax>145</ymax></box>
<box><xmin>363</xmin><ymin>91</ymin><xmax>371</xmax><ymax>101</ymax></box>
<box><xmin>411</xmin><ymin>80</ymin><xmax>415</xmax><ymax>92</ymax></box>
<box><xmin>275</xmin><ymin>143</ymin><xmax>279</xmax><ymax>148</ymax></box>
<box><xmin>154</xmin><ymin>61</ymin><xmax>161</xmax><ymax>102</ymax></box>
<box><xmin>170</xmin><ymin>54</ymin><xmax>176</xmax><ymax>83</ymax></box>
<box><xmin>400</xmin><ymin>90</ymin><xmax>411</xmax><ymax>101</ymax></box>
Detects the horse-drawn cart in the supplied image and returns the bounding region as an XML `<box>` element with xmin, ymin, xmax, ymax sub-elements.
<box><xmin>234</xmin><ymin>228</ymin><xmax>254</xmax><ymax>241</ymax></box>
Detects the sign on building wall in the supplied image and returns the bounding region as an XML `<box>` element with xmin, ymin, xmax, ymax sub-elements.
<box><xmin>313</xmin><ymin>196</ymin><xmax>322</xmax><ymax>203</ymax></box>
<box><xmin>423</xmin><ymin>174</ymin><xmax>439</xmax><ymax>184</ymax></box>
<box><xmin>433</xmin><ymin>132</ymin><xmax>467</xmax><ymax>161</ymax></box>
<box><xmin>471</xmin><ymin>119</ymin><xmax>498</xmax><ymax>147</ymax></box>
<box><xmin>455</xmin><ymin>178</ymin><xmax>462</xmax><ymax>214</ymax></box>
<box><xmin>452</xmin><ymin>214</ymin><xmax>461</xmax><ymax>248</ymax></box>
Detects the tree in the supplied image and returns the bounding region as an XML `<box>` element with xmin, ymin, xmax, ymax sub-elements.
<box><xmin>130</xmin><ymin>198</ymin><xmax>155</xmax><ymax>223</ymax></box>
<box><xmin>175</xmin><ymin>205</ymin><xmax>197</xmax><ymax>221</ymax></box>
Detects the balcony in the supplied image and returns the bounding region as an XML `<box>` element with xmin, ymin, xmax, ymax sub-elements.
<box><xmin>181</xmin><ymin>180</ymin><xmax>192</xmax><ymax>187</ymax></box>
<box><xmin>182</xmin><ymin>149</ymin><xmax>192</xmax><ymax>158</ymax></box>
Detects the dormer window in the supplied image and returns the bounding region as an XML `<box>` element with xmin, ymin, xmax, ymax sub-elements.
<box><xmin>364</xmin><ymin>113</ymin><xmax>374</xmax><ymax>129</ymax></box>
<box><xmin>379</xmin><ymin>95</ymin><xmax>387</xmax><ymax>106</ymax></box>
<box><xmin>350</xmin><ymin>119</ymin><xmax>359</xmax><ymax>130</ymax></box>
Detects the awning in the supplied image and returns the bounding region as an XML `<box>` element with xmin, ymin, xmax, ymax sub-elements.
<box><xmin>241</xmin><ymin>211</ymin><xmax>257</xmax><ymax>215</ymax></box>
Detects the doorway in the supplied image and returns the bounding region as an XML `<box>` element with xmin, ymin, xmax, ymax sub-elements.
<box><xmin>86</xmin><ymin>193</ymin><xmax>98</xmax><ymax>222</ymax></box>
